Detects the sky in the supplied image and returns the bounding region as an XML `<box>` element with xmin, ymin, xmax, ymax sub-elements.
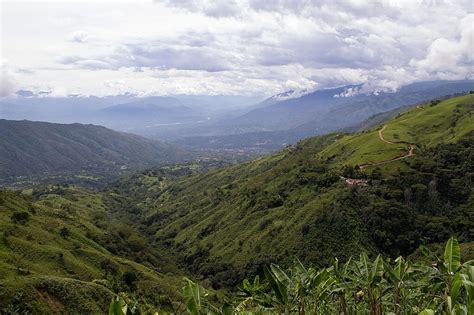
<box><xmin>1</xmin><ymin>0</ymin><xmax>473</xmax><ymax>97</ymax></box>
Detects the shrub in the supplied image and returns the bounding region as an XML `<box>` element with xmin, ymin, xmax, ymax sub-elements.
<box><xmin>127</xmin><ymin>235</ymin><xmax>147</xmax><ymax>252</ymax></box>
<box><xmin>60</xmin><ymin>227</ymin><xmax>70</xmax><ymax>238</ymax></box>
<box><xmin>11</xmin><ymin>211</ymin><xmax>30</xmax><ymax>224</ymax></box>
<box><xmin>121</xmin><ymin>271</ymin><xmax>138</xmax><ymax>289</ymax></box>
<box><xmin>99</xmin><ymin>258</ymin><xmax>119</xmax><ymax>277</ymax></box>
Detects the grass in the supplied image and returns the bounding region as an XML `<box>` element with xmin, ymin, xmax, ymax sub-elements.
<box><xmin>383</xmin><ymin>94</ymin><xmax>474</xmax><ymax>145</ymax></box>
<box><xmin>316</xmin><ymin>131</ymin><xmax>407</xmax><ymax>167</ymax></box>
<box><xmin>0</xmin><ymin>187</ymin><xmax>185</xmax><ymax>313</ymax></box>
<box><xmin>315</xmin><ymin>94</ymin><xmax>474</xmax><ymax>173</ymax></box>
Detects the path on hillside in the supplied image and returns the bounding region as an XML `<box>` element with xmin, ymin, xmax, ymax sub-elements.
<box><xmin>359</xmin><ymin>125</ymin><xmax>415</xmax><ymax>170</ymax></box>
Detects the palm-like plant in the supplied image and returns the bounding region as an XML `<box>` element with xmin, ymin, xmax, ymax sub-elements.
<box><xmin>236</xmin><ymin>237</ymin><xmax>473</xmax><ymax>315</ymax></box>
<box><xmin>107</xmin><ymin>237</ymin><xmax>473</xmax><ymax>314</ymax></box>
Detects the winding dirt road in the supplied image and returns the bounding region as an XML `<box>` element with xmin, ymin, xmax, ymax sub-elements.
<box><xmin>359</xmin><ymin>125</ymin><xmax>415</xmax><ymax>170</ymax></box>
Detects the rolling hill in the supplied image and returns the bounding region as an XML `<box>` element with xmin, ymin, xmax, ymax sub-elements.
<box><xmin>108</xmin><ymin>94</ymin><xmax>474</xmax><ymax>287</ymax></box>
<box><xmin>0</xmin><ymin>187</ymin><xmax>185</xmax><ymax>313</ymax></box>
<box><xmin>0</xmin><ymin>120</ymin><xmax>186</xmax><ymax>185</ymax></box>
<box><xmin>316</xmin><ymin>94</ymin><xmax>474</xmax><ymax>171</ymax></box>
<box><xmin>1</xmin><ymin>94</ymin><xmax>472</xmax><ymax>313</ymax></box>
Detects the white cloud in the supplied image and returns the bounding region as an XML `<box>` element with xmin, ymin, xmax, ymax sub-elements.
<box><xmin>0</xmin><ymin>61</ymin><xmax>18</xmax><ymax>97</ymax></box>
<box><xmin>2</xmin><ymin>0</ymin><xmax>473</xmax><ymax>96</ymax></box>
<box><xmin>67</xmin><ymin>30</ymin><xmax>89</xmax><ymax>43</ymax></box>
<box><xmin>410</xmin><ymin>14</ymin><xmax>474</xmax><ymax>76</ymax></box>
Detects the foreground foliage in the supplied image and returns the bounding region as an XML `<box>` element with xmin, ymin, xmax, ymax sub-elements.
<box><xmin>109</xmin><ymin>237</ymin><xmax>473</xmax><ymax>314</ymax></box>
<box><xmin>234</xmin><ymin>237</ymin><xmax>473</xmax><ymax>314</ymax></box>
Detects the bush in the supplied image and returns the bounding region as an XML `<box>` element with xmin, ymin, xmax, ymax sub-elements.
<box><xmin>99</xmin><ymin>258</ymin><xmax>119</xmax><ymax>276</ymax></box>
<box><xmin>11</xmin><ymin>211</ymin><xmax>30</xmax><ymax>224</ymax></box>
<box><xmin>127</xmin><ymin>235</ymin><xmax>147</xmax><ymax>252</ymax></box>
<box><xmin>60</xmin><ymin>227</ymin><xmax>70</xmax><ymax>238</ymax></box>
<box><xmin>121</xmin><ymin>271</ymin><xmax>138</xmax><ymax>289</ymax></box>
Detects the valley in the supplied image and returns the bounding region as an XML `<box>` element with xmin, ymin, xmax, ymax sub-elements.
<box><xmin>1</xmin><ymin>94</ymin><xmax>472</xmax><ymax>313</ymax></box>
<box><xmin>2</xmin><ymin>2</ymin><xmax>473</xmax><ymax>312</ymax></box>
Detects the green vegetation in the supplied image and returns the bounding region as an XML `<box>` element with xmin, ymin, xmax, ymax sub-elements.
<box><xmin>0</xmin><ymin>95</ymin><xmax>473</xmax><ymax>313</ymax></box>
<box><xmin>317</xmin><ymin>94</ymin><xmax>474</xmax><ymax>170</ymax></box>
<box><xmin>107</xmin><ymin>95</ymin><xmax>473</xmax><ymax>289</ymax></box>
<box><xmin>0</xmin><ymin>187</ymin><xmax>185</xmax><ymax>313</ymax></box>
<box><xmin>383</xmin><ymin>96</ymin><xmax>474</xmax><ymax>145</ymax></box>
<box><xmin>111</xmin><ymin>237</ymin><xmax>474</xmax><ymax>314</ymax></box>
<box><xmin>0</xmin><ymin>119</ymin><xmax>187</xmax><ymax>186</ymax></box>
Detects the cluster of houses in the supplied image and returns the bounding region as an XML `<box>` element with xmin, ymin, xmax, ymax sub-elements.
<box><xmin>340</xmin><ymin>176</ymin><xmax>368</xmax><ymax>187</ymax></box>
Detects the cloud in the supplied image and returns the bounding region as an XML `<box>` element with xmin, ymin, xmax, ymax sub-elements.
<box><xmin>161</xmin><ymin>0</ymin><xmax>241</xmax><ymax>17</ymax></box>
<box><xmin>67</xmin><ymin>30</ymin><xmax>89</xmax><ymax>43</ymax></box>
<box><xmin>59</xmin><ymin>43</ymin><xmax>234</xmax><ymax>72</ymax></box>
<box><xmin>0</xmin><ymin>62</ymin><xmax>18</xmax><ymax>97</ymax></box>
<box><xmin>409</xmin><ymin>14</ymin><xmax>474</xmax><ymax>76</ymax></box>
<box><xmin>3</xmin><ymin>0</ymin><xmax>473</xmax><ymax>96</ymax></box>
<box><xmin>334</xmin><ymin>86</ymin><xmax>361</xmax><ymax>98</ymax></box>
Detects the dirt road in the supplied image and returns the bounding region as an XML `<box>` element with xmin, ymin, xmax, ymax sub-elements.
<box><xmin>359</xmin><ymin>125</ymin><xmax>415</xmax><ymax>170</ymax></box>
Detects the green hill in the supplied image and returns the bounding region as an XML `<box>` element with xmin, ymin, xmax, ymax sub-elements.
<box><xmin>317</xmin><ymin>94</ymin><xmax>474</xmax><ymax>171</ymax></box>
<box><xmin>0</xmin><ymin>95</ymin><xmax>472</xmax><ymax>313</ymax></box>
<box><xmin>108</xmin><ymin>94</ymin><xmax>474</xmax><ymax>288</ymax></box>
<box><xmin>0</xmin><ymin>119</ymin><xmax>187</xmax><ymax>186</ymax></box>
<box><xmin>0</xmin><ymin>187</ymin><xmax>185</xmax><ymax>313</ymax></box>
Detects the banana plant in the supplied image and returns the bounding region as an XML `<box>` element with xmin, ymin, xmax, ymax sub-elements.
<box><xmin>236</xmin><ymin>275</ymin><xmax>271</xmax><ymax>312</ymax></box>
<box><xmin>420</xmin><ymin>237</ymin><xmax>474</xmax><ymax>314</ymax></box>
<box><xmin>346</xmin><ymin>253</ymin><xmax>385</xmax><ymax>315</ymax></box>
<box><xmin>182</xmin><ymin>277</ymin><xmax>229</xmax><ymax>315</ymax></box>
<box><xmin>108</xmin><ymin>296</ymin><xmax>137</xmax><ymax>315</ymax></box>
<box><xmin>383</xmin><ymin>256</ymin><xmax>421</xmax><ymax>314</ymax></box>
<box><xmin>329</xmin><ymin>257</ymin><xmax>352</xmax><ymax>314</ymax></box>
<box><xmin>263</xmin><ymin>263</ymin><xmax>292</xmax><ymax>313</ymax></box>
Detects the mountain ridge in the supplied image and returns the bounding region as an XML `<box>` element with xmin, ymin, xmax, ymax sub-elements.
<box><xmin>0</xmin><ymin>119</ymin><xmax>186</xmax><ymax>185</ymax></box>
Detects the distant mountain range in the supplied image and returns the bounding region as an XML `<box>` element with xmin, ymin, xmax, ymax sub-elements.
<box><xmin>0</xmin><ymin>119</ymin><xmax>186</xmax><ymax>184</ymax></box>
<box><xmin>1</xmin><ymin>80</ymin><xmax>473</xmax><ymax>155</ymax></box>
<box><xmin>177</xmin><ymin>80</ymin><xmax>474</xmax><ymax>152</ymax></box>
<box><xmin>95</xmin><ymin>97</ymin><xmax>203</xmax><ymax>129</ymax></box>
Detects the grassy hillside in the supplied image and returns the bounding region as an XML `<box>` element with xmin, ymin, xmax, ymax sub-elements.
<box><xmin>0</xmin><ymin>187</ymin><xmax>185</xmax><ymax>313</ymax></box>
<box><xmin>0</xmin><ymin>95</ymin><xmax>472</xmax><ymax>312</ymax></box>
<box><xmin>108</xmin><ymin>95</ymin><xmax>473</xmax><ymax>288</ymax></box>
<box><xmin>317</xmin><ymin>94</ymin><xmax>474</xmax><ymax>172</ymax></box>
<box><xmin>0</xmin><ymin>119</ymin><xmax>186</xmax><ymax>186</ymax></box>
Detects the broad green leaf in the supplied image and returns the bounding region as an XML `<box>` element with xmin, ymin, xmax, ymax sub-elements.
<box><xmin>371</xmin><ymin>255</ymin><xmax>384</xmax><ymax>284</ymax></box>
<box><xmin>270</xmin><ymin>263</ymin><xmax>291</xmax><ymax>286</ymax></box>
<box><xmin>243</xmin><ymin>279</ymin><xmax>252</xmax><ymax>292</ymax></box>
<box><xmin>264</xmin><ymin>265</ymin><xmax>288</xmax><ymax>305</ymax></box>
<box><xmin>222</xmin><ymin>302</ymin><xmax>233</xmax><ymax>315</ymax></box>
<box><xmin>108</xmin><ymin>296</ymin><xmax>133</xmax><ymax>315</ymax></box>
<box><xmin>451</xmin><ymin>272</ymin><xmax>463</xmax><ymax>304</ymax></box>
<box><xmin>108</xmin><ymin>296</ymin><xmax>125</xmax><ymax>315</ymax></box>
<box><xmin>183</xmin><ymin>277</ymin><xmax>202</xmax><ymax>315</ymax></box>
<box><xmin>444</xmin><ymin>237</ymin><xmax>461</xmax><ymax>274</ymax></box>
